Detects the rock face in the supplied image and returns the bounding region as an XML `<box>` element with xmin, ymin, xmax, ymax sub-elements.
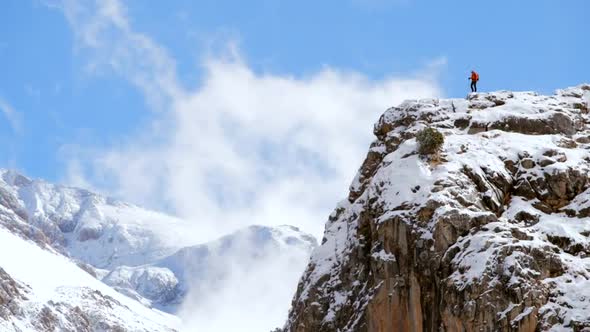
<box><xmin>0</xmin><ymin>267</ymin><xmax>28</xmax><ymax>321</ymax></box>
<box><xmin>285</xmin><ymin>85</ymin><xmax>590</xmax><ymax>332</ymax></box>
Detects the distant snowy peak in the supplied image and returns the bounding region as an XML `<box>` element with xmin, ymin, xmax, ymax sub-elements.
<box><xmin>161</xmin><ymin>224</ymin><xmax>317</xmax><ymax>282</ymax></box>
<box><xmin>286</xmin><ymin>84</ymin><xmax>590</xmax><ymax>331</ymax></box>
<box><xmin>210</xmin><ymin>224</ymin><xmax>318</xmax><ymax>254</ymax></box>
<box><xmin>103</xmin><ymin>224</ymin><xmax>318</xmax><ymax>311</ymax></box>
<box><xmin>0</xmin><ymin>169</ymin><xmax>196</xmax><ymax>269</ymax></box>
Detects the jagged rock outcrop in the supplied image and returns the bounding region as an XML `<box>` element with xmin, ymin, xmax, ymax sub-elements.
<box><xmin>285</xmin><ymin>85</ymin><xmax>590</xmax><ymax>332</ymax></box>
<box><xmin>0</xmin><ymin>267</ymin><xmax>28</xmax><ymax>321</ymax></box>
<box><xmin>103</xmin><ymin>266</ymin><xmax>181</xmax><ymax>307</ymax></box>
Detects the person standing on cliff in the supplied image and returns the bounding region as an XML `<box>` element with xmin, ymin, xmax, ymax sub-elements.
<box><xmin>469</xmin><ymin>70</ymin><xmax>479</xmax><ymax>93</ymax></box>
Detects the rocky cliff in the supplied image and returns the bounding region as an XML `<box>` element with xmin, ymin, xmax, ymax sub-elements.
<box><xmin>285</xmin><ymin>85</ymin><xmax>590</xmax><ymax>332</ymax></box>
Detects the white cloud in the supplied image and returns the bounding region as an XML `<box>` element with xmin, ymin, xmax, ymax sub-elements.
<box><xmin>66</xmin><ymin>56</ymin><xmax>442</xmax><ymax>240</ymax></box>
<box><xmin>55</xmin><ymin>0</ymin><xmax>444</xmax><ymax>240</ymax></box>
<box><xmin>176</xmin><ymin>229</ymin><xmax>313</xmax><ymax>332</ymax></box>
<box><xmin>55</xmin><ymin>0</ymin><xmax>183</xmax><ymax>110</ymax></box>
<box><xmin>0</xmin><ymin>97</ymin><xmax>21</xmax><ymax>134</ymax></box>
<box><xmin>51</xmin><ymin>1</ymin><xmax>444</xmax><ymax>331</ymax></box>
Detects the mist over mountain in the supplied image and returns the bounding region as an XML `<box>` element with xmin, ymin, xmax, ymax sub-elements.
<box><xmin>0</xmin><ymin>169</ymin><xmax>316</xmax><ymax>331</ymax></box>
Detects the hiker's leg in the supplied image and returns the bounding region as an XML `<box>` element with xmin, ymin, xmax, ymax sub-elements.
<box><xmin>474</xmin><ymin>81</ymin><xmax>477</xmax><ymax>92</ymax></box>
<box><xmin>470</xmin><ymin>82</ymin><xmax>475</xmax><ymax>92</ymax></box>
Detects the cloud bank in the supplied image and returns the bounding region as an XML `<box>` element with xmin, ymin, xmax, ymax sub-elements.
<box><xmin>70</xmin><ymin>59</ymin><xmax>442</xmax><ymax>239</ymax></box>
<box><xmin>175</xmin><ymin>228</ymin><xmax>314</xmax><ymax>331</ymax></box>
<box><xmin>50</xmin><ymin>1</ymin><xmax>444</xmax><ymax>331</ymax></box>
<box><xmin>56</xmin><ymin>0</ymin><xmax>443</xmax><ymax>239</ymax></box>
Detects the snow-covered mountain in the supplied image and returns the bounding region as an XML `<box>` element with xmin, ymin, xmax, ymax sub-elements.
<box><xmin>285</xmin><ymin>85</ymin><xmax>590</xmax><ymax>331</ymax></box>
<box><xmin>0</xmin><ymin>169</ymin><xmax>197</xmax><ymax>269</ymax></box>
<box><xmin>0</xmin><ymin>170</ymin><xmax>317</xmax><ymax>331</ymax></box>
<box><xmin>104</xmin><ymin>224</ymin><xmax>317</xmax><ymax>312</ymax></box>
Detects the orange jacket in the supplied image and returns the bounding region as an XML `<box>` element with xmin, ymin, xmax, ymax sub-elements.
<box><xmin>471</xmin><ymin>72</ymin><xmax>479</xmax><ymax>81</ymax></box>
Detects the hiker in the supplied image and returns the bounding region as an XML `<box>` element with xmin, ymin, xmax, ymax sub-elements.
<box><xmin>469</xmin><ymin>70</ymin><xmax>479</xmax><ymax>92</ymax></box>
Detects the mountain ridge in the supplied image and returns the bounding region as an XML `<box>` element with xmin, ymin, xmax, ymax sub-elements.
<box><xmin>0</xmin><ymin>168</ymin><xmax>317</xmax><ymax>331</ymax></box>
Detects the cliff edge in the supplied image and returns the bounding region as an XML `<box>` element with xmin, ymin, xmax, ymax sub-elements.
<box><xmin>285</xmin><ymin>85</ymin><xmax>590</xmax><ymax>332</ymax></box>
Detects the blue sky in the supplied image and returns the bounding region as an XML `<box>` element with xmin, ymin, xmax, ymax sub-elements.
<box><xmin>0</xmin><ymin>0</ymin><xmax>588</xmax><ymax>231</ymax></box>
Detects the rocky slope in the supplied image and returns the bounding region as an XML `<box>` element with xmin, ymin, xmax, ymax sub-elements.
<box><xmin>0</xmin><ymin>170</ymin><xmax>317</xmax><ymax>331</ymax></box>
<box><xmin>285</xmin><ymin>85</ymin><xmax>590</xmax><ymax>331</ymax></box>
<box><xmin>0</xmin><ymin>225</ymin><xmax>180</xmax><ymax>332</ymax></box>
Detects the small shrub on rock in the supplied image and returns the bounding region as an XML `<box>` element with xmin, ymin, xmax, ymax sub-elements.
<box><xmin>416</xmin><ymin>127</ymin><xmax>444</xmax><ymax>155</ymax></box>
